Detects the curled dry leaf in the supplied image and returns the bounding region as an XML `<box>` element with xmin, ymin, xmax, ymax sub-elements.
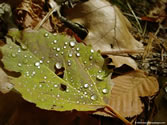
<box><xmin>15</xmin><ymin>0</ymin><xmax>53</xmax><ymax>31</ymax></box>
<box><xmin>109</xmin><ymin>70</ymin><xmax>159</xmax><ymax>117</ymax></box>
<box><xmin>65</xmin><ymin>0</ymin><xmax>143</xmax><ymax>52</ymax></box>
<box><xmin>0</xmin><ymin>68</ymin><xmax>13</xmax><ymax>94</ymax></box>
<box><xmin>109</xmin><ymin>55</ymin><xmax>138</xmax><ymax>70</ymax></box>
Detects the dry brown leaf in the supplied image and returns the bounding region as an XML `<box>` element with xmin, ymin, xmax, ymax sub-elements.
<box><xmin>65</xmin><ymin>0</ymin><xmax>143</xmax><ymax>52</ymax></box>
<box><xmin>15</xmin><ymin>0</ymin><xmax>53</xmax><ymax>31</ymax></box>
<box><xmin>109</xmin><ymin>70</ymin><xmax>159</xmax><ymax>117</ymax></box>
<box><xmin>109</xmin><ymin>55</ymin><xmax>138</xmax><ymax>70</ymax></box>
<box><xmin>0</xmin><ymin>68</ymin><xmax>13</xmax><ymax>94</ymax></box>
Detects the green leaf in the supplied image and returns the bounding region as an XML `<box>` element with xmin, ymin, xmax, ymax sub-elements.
<box><xmin>0</xmin><ymin>29</ymin><xmax>113</xmax><ymax>111</ymax></box>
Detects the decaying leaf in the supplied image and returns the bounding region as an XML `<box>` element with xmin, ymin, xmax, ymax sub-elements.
<box><xmin>109</xmin><ymin>55</ymin><xmax>138</xmax><ymax>70</ymax></box>
<box><xmin>0</xmin><ymin>68</ymin><xmax>13</xmax><ymax>94</ymax></box>
<box><xmin>109</xmin><ymin>70</ymin><xmax>159</xmax><ymax>117</ymax></box>
<box><xmin>65</xmin><ymin>0</ymin><xmax>143</xmax><ymax>52</ymax></box>
<box><xmin>0</xmin><ymin>28</ymin><xmax>113</xmax><ymax>112</ymax></box>
<box><xmin>15</xmin><ymin>0</ymin><xmax>53</xmax><ymax>31</ymax></box>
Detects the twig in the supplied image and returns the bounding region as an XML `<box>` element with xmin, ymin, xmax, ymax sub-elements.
<box><xmin>126</xmin><ymin>1</ymin><xmax>143</xmax><ymax>33</ymax></box>
<box><xmin>101</xmin><ymin>49</ymin><xmax>144</xmax><ymax>55</ymax></box>
<box><xmin>105</xmin><ymin>105</ymin><xmax>132</xmax><ymax>125</ymax></box>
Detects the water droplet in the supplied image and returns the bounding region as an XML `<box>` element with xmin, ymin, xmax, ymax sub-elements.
<box><xmin>55</xmin><ymin>54</ymin><xmax>59</xmax><ymax>57</ymax></box>
<box><xmin>18</xmin><ymin>49</ymin><xmax>21</xmax><ymax>53</ymax></box>
<box><xmin>69</xmin><ymin>41</ymin><xmax>75</xmax><ymax>47</ymax></box>
<box><xmin>34</xmin><ymin>62</ymin><xmax>40</xmax><ymax>67</ymax></box>
<box><xmin>66</xmin><ymin>89</ymin><xmax>69</xmax><ymax>92</ymax></box>
<box><xmin>96</xmin><ymin>75</ymin><xmax>104</xmax><ymax>81</ymax></box>
<box><xmin>11</xmin><ymin>53</ymin><xmax>16</xmax><ymax>57</ymax></box>
<box><xmin>63</xmin><ymin>46</ymin><xmax>67</xmax><ymax>49</ymax></box>
<box><xmin>40</xmin><ymin>60</ymin><xmax>43</xmax><ymax>64</ymax></box>
<box><xmin>68</xmin><ymin>62</ymin><xmax>71</xmax><ymax>66</ymax></box>
<box><xmin>54</xmin><ymin>84</ymin><xmax>58</xmax><ymax>88</ymax></box>
<box><xmin>84</xmin><ymin>91</ymin><xmax>87</xmax><ymax>95</ymax></box>
<box><xmin>47</xmin><ymin>60</ymin><xmax>50</xmax><ymax>64</ymax></box>
<box><xmin>98</xmin><ymin>70</ymin><xmax>102</xmax><ymax>73</ymax></box>
<box><xmin>56</xmin><ymin>48</ymin><xmax>60</xmax><ymax>52</ymax></box>
<box><xmin>30</xmin><ymin>56</ymin><xmax>32</xmax><ymax>59</ymax></box>
<box><xmin>84</xmin><ymin>61</ymin><xmax>87</xmax><ymax>64</ymax></box>
<box><xmin>39</xmin><ymin>84</ymin><xmax>42</xmax><ymax>88</ymax></box>
<box><xmin>76</xmin><ymin>101</ymin><xmax>79</xmax><ymax>104</ymax></box>
<box><xmin>17</xmin><ymin>63</ymin><xmax>22</xmax><ymax>67</ymax></box>
<box><xmin>68</xmin><ymin>53</ymin><xmax>72</xmax><ymax>57</ymax></box>
<box><xmin>21</xmin><ymin>44</ymin><xmax>27</xmax><ymax>50</ymax></box>
<box><xmin>102</xmin><ymin>88</ymin><xmax>108</xmax><ymax>94</ymax></box>
<box><xmin>76</xmin><ymin>53</ymin><xmax>80</xmax><ymax>57</ymax></box>
<box><xmin>53</xmin><ymin>47</ymin><xmax>56</xmax><ymax>50</ymax></box>
<box><xmin>65</xmin><ymin>42</ymin><xmax>68</xmax><ymax>45</ymax></box>
<box><xmin>90</xmin><ymin>49</ymin><xmax>94</xmax><ymax>53</ymax></box>
<box><xmin>57</xmin><ymin>94</ymin><xmax>60</xmax><ymax>97</ymax></box>
<box><xmin>24</xmin><ymin>55</ymin><xmax>27</xmax><ymax>58</ymax></box>
<box><xmin>84</xmin><ymin>83</ymin><xmax>89</xmax><ymax>88</ymax></box>
<box><xmin>9</xmin><ymin>46</ymin><xmax>12</xmax><ymax>49</ymax></box>
<box><xmin>53</xmin><ymin>40</ymin><xmax>57</xmax><ymax>44</ymax></box>
<box><xmin>32</xmin><ymin>71</ymin><xmax>36</xmax><ymax>75</ymax></box>
<box><xmin>44</xmin><ymin>33</ymin><xmax>49</xmax><ymax>37</ymax></box>
<box><xmin>76</xmin><ymin>48</ymin><xmax>80</xmax><ymax>51</ymax></box>
<box><xmin>61</xmin><ymin>52</ymin><xmax>64</xmax><ymax>55</ymax></box>
<box><xmin>44</xmin><ymin>76</ymin><xmax>47</xmax><ymax>79</ymax></box>
<box><xmin>91</xmin><ymin>95</ymin><xmax>97</xmax><ymax>101</ymax></box>
<box><xmin>55</xmin><ymin>62</ymin><xmax>62</xmax><ymax>69</ymax></box>
<box><xmin>89</xmin><ymin>56</ymin><xmax>93</xmax><ymax>60</ymax></box>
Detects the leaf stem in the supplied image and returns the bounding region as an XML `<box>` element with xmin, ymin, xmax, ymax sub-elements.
<box><xmin>105</xmin><ymin>105</ymin><xmax>132</xmax><ymax>125</ymax></box>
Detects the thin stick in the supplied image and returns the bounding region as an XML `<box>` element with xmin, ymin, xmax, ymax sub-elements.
<box><xmin>101</xmin><ymin>49</ymin><xmax>144</xmax><ymax>55</ymax></box>
<box><xmin>105</xmin><ymin>105</ymin><xmax>132</xmax><ymax>125</ymax></box>
<box><xmin>126</xmin><ymin>2</ymin><xmax>143</xmax><ymax>33</ymax></box>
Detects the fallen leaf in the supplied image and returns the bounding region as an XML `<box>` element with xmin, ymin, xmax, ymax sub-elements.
<box><xmin>1</xmin><ymin>28</ymin><xmax>114</xmax><ymax>112</ymax></box>
<box><xmin>65</xmin><ymin>0</ymin><xmax>143</xmax><ymax>52</ymax></box>
<box><xmin>0</xmin><ymin>68</ymin><xmax>13</xmax><ymax>94</ymax></box>
<box><xmin>109</xmin><ymin>70</ymin><xmax>159</xmax><ymax>117</ymax></box>
<box><xmin>15</xmin><ymin>0</ymin><xmax>53</xmax><ymax>31</ymax></box>
<box><xmin>109</xmin><ymin>55</ymin><xmax>138</xmax><ymax>70</ymax></box>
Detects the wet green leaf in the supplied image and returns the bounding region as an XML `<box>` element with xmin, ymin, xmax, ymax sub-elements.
<box><xmin>0</xmin><ymin>29</ymin><xmax>113</xmax><ymax>111</ymax></box>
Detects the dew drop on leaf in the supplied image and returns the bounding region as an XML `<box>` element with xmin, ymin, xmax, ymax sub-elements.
<box><xmin>55</xmin><ymin>62</ymin><xmax>62</xmax><ymax>69</ymax></box>
<box><xmin>39</xmin><ymin>84</ymin><xmax>42</xmax><ymax>88</ymax></box>
<box><xmin>69</xmin><ymin>41</ymin><xmax>75</xmax><ymax>47</ymax></box>
<box><xmin>47</xmin><ymin>60</ymin><xmax>50</xmax><ymax>64</ymax></box>
<box><xmin>96</xmin><ymin>75</ymin><xmax>104</xmax><ymax>81</ymax></box>
<box><xmin>21</xmin><ymin>44</ymin><xmax>27</xmax><ymax>50</ymax></box>
<box><xmin>89</xmin><ymin>56</ymin><xmax>93</xmax><ymax>60</ymax></box>
<box><xmin>17</xmin><ymin>63</ymin><xmax>22</xmax><ymax>67</ymax></box>
<box><xmin>90</xmin><ymin>95</ymin><xmax>97</xmax><ymax>101</ymax></box>
<box><xmin>34</xmin><ymin>62</ymin><xmax>40</xmax><ymax>67</ymax></box>
<box><xmin>54</xmin><ymin>84</ymin><xmax>58</xmax><ymax>88</ymax></box>
<box><xmin>84</xmin><ymin>83</ymin><xmax>89</xmax><ymax>88</ymax></box>
<box><xmin>63</xmin><ymin>46</ymin><xmax>67</xmax><ymax>49</ymax></box>
<box><xmin>64</xmin><ymin>42</ymin><xmax>68</xmax><ymax>45</ymax></box>
<box><xmin>76</xmin><ymin>53</ymin><xmax>80</xmax><ymax>57</ymax></box>
<box><xmin>68</xmin><ymin>53</ymin><xmax>72</xmax><ymax>57</ymax></box>
<box><xmin>11</xmin><ymin>53</ymin><xmax>16</xmax><ymax>57</ymax></box>
<box><xmin>90</xmin><ymin>49</ymin><xmax>94</xmax><ymax>53</ymax></box>
<box><xmin>53</xmin><ymin>40</ymin><xmax>57</xmax><ymax>44</ymax></box>
<box><xmin>102</xmin><ymin>88</ymin><xmax>108</xmax><ymax>94</ymax></box>
<box><xmin>76</xmin><ymin>47</ymin><xmax>80</xmax><ymax>51</ymax></box>
<box><xmin>53</xmin><ymin>47</ymin><xmax>56</xmax><ymax>50</ymax></box>
<box><xmin>44</xmin><ymin>33</ymin><xmax>49</xmax><ymax>37</ymax></box>
<box><xmin>44</xmin><ymin>76</ymin><xmax>47</xmax><ymax>79</ymax></box>
<box><xmin>56</xmin><ymin>48</ymin><xmax>60</xmax><ymax>52</ymax></box>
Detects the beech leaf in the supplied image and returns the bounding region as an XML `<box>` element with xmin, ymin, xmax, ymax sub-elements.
<box><xmin>0</xmin><ymin>28</ymin><xmax>114</xmax><ymax>111</ymax></box>
<box><xmin>109</xmin><ymin>70</ymin><xmax>159</xmax><ymax>117</ymax></box>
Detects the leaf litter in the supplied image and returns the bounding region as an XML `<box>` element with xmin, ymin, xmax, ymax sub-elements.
<box><xmin>0</xmin><ymin>0</ymin><xmax>162</xmax><ymax>124</ymax></box>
